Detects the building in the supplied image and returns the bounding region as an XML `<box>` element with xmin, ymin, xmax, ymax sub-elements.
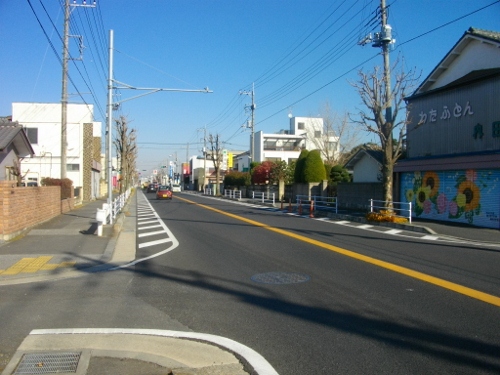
<box><xmin>12</xmin><ymin>102</ymin><xmax>103</xmax><ymax>202</ymax></box>
<box><xmin>395</xmin><ymin>27</ymin><xmax>500</xmax><ymax>229</ymax></box>
<box><xmin>251</xmin><ymin>116</ymin><xmax>340</xmax><ymax>167</ymax></box>
<box><xmin>0</xmin><ymin>121</ymin><xmax>35</xmax><ymax>182</ymax></box>
<box><xmin>344</xmin><ymin>149</ymin><xmax>383</xmax><ymax>183</ymax></box>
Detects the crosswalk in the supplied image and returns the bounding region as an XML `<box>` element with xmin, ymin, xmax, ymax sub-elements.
<box><xmin>115</xmin><ymin>192</ymin><xmax>179</xmax><ymax>269</ymax></box>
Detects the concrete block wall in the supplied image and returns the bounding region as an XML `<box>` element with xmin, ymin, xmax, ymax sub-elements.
<box><xmin>0</xmin><ymin>181</ymin><xmax>75</xmax><ymax>240</ymax></box>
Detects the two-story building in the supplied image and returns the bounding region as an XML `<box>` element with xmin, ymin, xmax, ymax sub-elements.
<box><xmin>395</xmin><ymin>27</ymin><xmax>500</xmax><ymax>229</ymax></box>
<box><xmin>12</xmin><ymin>102</ymin><xmax>103</xmax><ymax>202</ymax></box>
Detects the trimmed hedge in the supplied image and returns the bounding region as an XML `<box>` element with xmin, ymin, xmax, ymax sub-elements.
<box><xmin>41</xmin><ymin>178</ymin><xmax>73</xmax><ymax>200</ymax></box>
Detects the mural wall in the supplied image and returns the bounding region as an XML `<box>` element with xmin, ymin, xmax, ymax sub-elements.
<box><xmin>401</xmin><ymin>169</ymin><xmax>500</xmax><ymax>229</ymax></box>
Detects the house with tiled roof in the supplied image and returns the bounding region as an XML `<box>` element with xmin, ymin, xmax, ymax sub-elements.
<box><xmin>0</xmin><ymin>120</ymin><xmax>35</xmax><ymax>183</ymax></box>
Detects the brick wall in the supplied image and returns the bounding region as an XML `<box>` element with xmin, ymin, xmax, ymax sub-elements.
<box><xmin>0</xmin><ymin>181</ymin><xmax>75</xmax><ymax>241</ymax></box>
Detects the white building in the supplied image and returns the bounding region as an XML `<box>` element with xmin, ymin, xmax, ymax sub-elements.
<box><xmin>12</xmin><ymin>102</ymin><xmax>102</xmax><ymax>201</ymax></box>
<box><xmin>251</xmin><ymin>116</ymin><xmax>339</xmax><ymax>167</ymax></box>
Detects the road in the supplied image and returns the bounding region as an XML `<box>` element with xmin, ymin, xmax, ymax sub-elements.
<box><xmin>1</xmin><ymin>190</ymin><xmax>499</xmax><ymax>374</ymax></box>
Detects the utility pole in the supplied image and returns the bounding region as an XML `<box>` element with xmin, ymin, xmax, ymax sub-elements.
<box><xmin>202</xmin><ymin>125</ymin><xmax>207</xmax><ymax>192</ymax></box>
<box><xmin>61</xmin><ymin>0</ymin><xmax>69</xmax><ymax>179</ymax></box>
<box><xmin>380</xmin><ymin>0</ymin><xmax>392</xmax><ymax>137</ymax></box>
<box><xmin>61</xmin><ymin>0</ymin><xmax>95</xmax><ymax>179</ymax></box>
<box><xmin>240</xmin><ymin>83</ymin><xmax>256</xmax><ymax>162</ymax></box>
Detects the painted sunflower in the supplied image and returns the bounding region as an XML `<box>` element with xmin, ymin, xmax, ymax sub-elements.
<box><xmin>457</xmin><ymin>180</ymin><xmax>480</xmax><ymax>211</ymax></box>
<box><xmin>422</xmin><ymin>171</ymin><xmax>440</xmax><ymax>197</ymax></box>
<box><xmin>405</xmin><ymin>189</ymin><xmax>415</xmax><ymax>202</ymax></box>
<box><xmin>415</xmin><ymin>186</ymin><xmax>431</xmax><ymax>208</ymax></box>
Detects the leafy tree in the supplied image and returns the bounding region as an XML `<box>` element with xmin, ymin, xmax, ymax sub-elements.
<box><xmin>330</xmin><ymin>165</ymin><xmax>350</xmax><ymax>184</ymax></box>
<box><xmin>224</xmin><ymin>171</ymin><xmax>250</xmax><ymax>187</ymax></box>
<box><xmin>304</xmin><ymin>149</ymin><xmax>326</xmax><ymax>182</ymax></box>
<box><xmin>294</xmin><ymin>149</ymin><xmax>309</xmax><ymax>183</ymax></box>
<box><xmin>252</xmin><ymin>161</ymin><xmax>273</xmax><ymax>184</ymax></box>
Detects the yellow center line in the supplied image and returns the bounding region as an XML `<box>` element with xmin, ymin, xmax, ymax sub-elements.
<box><xmin>177</xmin><ymin>196</ymin><xmax>500</xmax><ymax>307</ymax></box>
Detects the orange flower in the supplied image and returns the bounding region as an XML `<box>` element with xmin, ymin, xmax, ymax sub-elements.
<box><xmin>422</xmin><ymin>171</ymin><xmax>440</xmax><ymax>197</ymax></box>
<box><xmin>457</xmin><ymin>180</ymin><xmax>480</xmax><ymax>211</ymax></box>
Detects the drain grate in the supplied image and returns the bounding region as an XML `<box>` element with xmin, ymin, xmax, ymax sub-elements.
<box><xmin>251</xmin><ymin>272</ymin><xmax>310</xmax><ymax>284</ymax></box>
<box><xmin>14</xmin><ymin>352</ymin><xmax>81</xmax><ymax>374</ymax></box>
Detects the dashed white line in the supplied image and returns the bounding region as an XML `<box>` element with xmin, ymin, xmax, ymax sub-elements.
<box><xmin>137</xmin><ymin>219</ymin><xmax>159</xmax><ymax>225</ymax></box>
<box><xmin>138</xmin><ymin>230</ymin><xmax>167</xmax><ymax>238</ymax></box>
<box><xmin>138</xmin><ymin>224</ymin><xmax>163</xmax><ymax>230</ymax></box>
<box><xmin>138</xmin><ymin>238</ymin><xmax>173</xmax><ymax>248</ymax></box>
<box><xmin>421</xmin><ymin>235</ymin><xmax>438</xmax><ymax>240</ymax></box>
<box><xmin>384</xmin><ymin>229</ymin><xmax>402</xmax><ymax>234</ymax></box>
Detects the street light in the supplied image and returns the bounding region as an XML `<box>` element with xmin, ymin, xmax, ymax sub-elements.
<box><xmin>105</xmin><ymin>29</ymin><xmax>212</xmax><ymax>224</ymax></box>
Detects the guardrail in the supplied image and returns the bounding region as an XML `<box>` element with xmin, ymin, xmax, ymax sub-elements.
<box><xmin>223</xmin><ymin>189</ymin><xmax>242</xmax><ymax>200</ymax></box>
<box><xmin>369</xmin><ymin>199</ymin><xmax>412</xmax><ymax>223</ymax></box>
<box><xmin>295</xmin><ymin>195</ymin><xmax>338</xmax><ymax>215</ymax></box>
<box><xmin>96</xmin><ymin>188</ymin><xmax>132</xmax><ymax>236</ymax></box>
<box><xmin>251</xmin><ymin>191</ymin><xmax>276</xmax><ymax>205</ymax></box>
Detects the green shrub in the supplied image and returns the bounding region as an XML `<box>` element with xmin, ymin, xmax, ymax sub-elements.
<box><xmin>304</xmin><ymin>150</ymin><xmax>326</xmax><ymax>182</ymax></box>
<box><xmin>41</xmin><ymin>177</ymin><xmax>73</xmax><ymax>200</ymax></box>
<box><xmin>224</xmin><ymin>171</ymin><xmax>250</xmax><ymax>187</ymax></box>
<box><xmin>294</xmin><ymin>149</ymin><xmax>309</xmax><ymax>183</ymax></box>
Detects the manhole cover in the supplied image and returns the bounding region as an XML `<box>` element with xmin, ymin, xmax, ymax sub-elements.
<box><xmin>14</xmin><ymin>352</ymin><xmax>81</xmax><ymax>374</ymax></box>
<box><xmin>251</xmin><ymin>272</ymin><xmax>310</xmax><ymax>284</ymax></box>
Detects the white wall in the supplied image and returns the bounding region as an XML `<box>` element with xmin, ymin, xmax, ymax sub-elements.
<box><xmin>353</xmin><ymin>155</ymin><xmax>381</xmax><ymax>183</ymax></box>
<box><xmin>12</xmin><ymin>102</ymin><xmax>96</xmax><ymax>187</ymax></box>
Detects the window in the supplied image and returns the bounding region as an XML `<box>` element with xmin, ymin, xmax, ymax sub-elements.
<box><xmin>66</xmin><ymin>164</ymin><xmax>80</xmax><ymax>171</ymax></box>
<box><xmin>298</xmin><ymin>122</ymin><xmax>305</xmax><ymax>130</ymax></box>
<box><xmin>25</xmin><ymin>128</ymin><xmax>38</xmax><ymax>144</ymax></box>
<box><xmin>314</xmin><ymin>131</ymin><xmax>321</xmax><ymax>138</ymax></box>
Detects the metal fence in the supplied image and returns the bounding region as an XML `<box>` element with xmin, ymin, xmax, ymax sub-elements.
<box><xmin>250</xmin><ymin>191</ymin><xmax>276</xmax><ymax>205</ymax></box>
<box><xmin>224</xmin><ymin>189</ymin><xmax>242</xmax><ymax>200</ymax></box>
<box><xmin>295</xmin><ymin>195</ymin><xmax>338</xmax><ymax>214</ymax></box>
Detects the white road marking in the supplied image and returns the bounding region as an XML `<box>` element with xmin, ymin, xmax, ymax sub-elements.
<box><xmin>138</xmin><ymin>238</ymin><xmax>173</xmax><ymax>248</ymax></box>
<box><xmin>138</xmin><ymin>230</ymin><xmax>167</xmax><ymax>238</ymax></box>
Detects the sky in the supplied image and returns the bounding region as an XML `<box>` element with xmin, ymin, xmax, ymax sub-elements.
<box><xmin>1</xmin><ymin>0</ymin><xmax>499</xmax><ymax>176</ymax></box>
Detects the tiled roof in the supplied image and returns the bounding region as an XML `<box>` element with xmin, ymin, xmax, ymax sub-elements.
<box><xmin>468</xmin><ymin>27</ymin><xmax>500</xmax><ymax>43</ymax></box>
<box><xmin>0</xmin><ymin>122</ymin><xmax>34</xmax><ymax>156</ymax></box>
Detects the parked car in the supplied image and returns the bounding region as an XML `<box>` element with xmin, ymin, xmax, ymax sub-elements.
<box><xmin>171</xmin><ymin>184</ymin><xmax>181</xmax><ymax>192</ymax></box>
<box><xmin>156</xmin><ymin>185</ymin><xmax>172</xmax><ymax>200</ymax></box>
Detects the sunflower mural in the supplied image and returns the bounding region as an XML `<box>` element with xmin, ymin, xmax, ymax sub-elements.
<box><xmin>405</xmin><ymin>171</ymin><xmax>440</xmax><ymax>217</ymax></box>
<box><xmin>449</xmin><ymin>173</ymin><xmax>481</xmax><ymax>223</ymax></box>
<box><xmin>402</xmin><ymin>169</ymin><xmax>495</xmax><ymax>226</ymax></box>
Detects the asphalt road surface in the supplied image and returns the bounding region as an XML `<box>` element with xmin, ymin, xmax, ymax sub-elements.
<box><xmin>136</xmin><ymin>192</ymin><xmax>499</xmax><ymax>374</ymax></box>
<box><xmin>1</xmin><ymin>190</ymin><xmax>498</xmax><ymax>374</ymax></box>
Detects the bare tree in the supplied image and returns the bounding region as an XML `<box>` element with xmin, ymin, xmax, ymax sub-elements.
<box><xmin>10</xmin><ymin>159</ymin><xmax>29</xmax><ymax>187</ymax></box>
<box><xmin>350</xmin><ymin>60</ymin><xmax>419</xmax><ymax>206</ymax></box>
<box><xmin>207</xmin><ymin>133</ymin><xmax>223</xmax><ymax>195</ymax></box>
<box><xmin>114</xmin><ymin>115</ymin><xmax>137</xmax><ymax>193</ymax></box>
<box><xmin>305</xmin><ymin>102</ymin><xmax>361</xmax><ymax>167</ymax></box>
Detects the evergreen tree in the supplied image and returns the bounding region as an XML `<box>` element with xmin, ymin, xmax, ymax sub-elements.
<box><xmin>294</xmin><ymin>149</ymin><xmax>309</xmax><ymax>183</ymax></box>
<box><xmin>304</xmin><ymin>149</ymin><xmax>326</xmax><ymax>182</ymax></box>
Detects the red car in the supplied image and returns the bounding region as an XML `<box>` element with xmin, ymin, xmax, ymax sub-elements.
<box><xmin>156</xmin><ymin>185</ymin><xmax>173</xmax><ymax>200</ymax></box>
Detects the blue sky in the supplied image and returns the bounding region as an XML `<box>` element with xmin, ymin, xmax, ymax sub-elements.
<box><xmin>1</xmin><ymin>0</ymin><xmax>499</xmax><ymax>174</ymax></box>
